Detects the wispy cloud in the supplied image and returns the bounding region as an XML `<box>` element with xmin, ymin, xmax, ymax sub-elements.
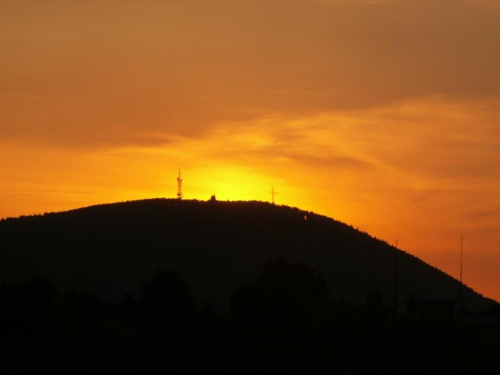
<box><xmin>2</xmin><ymin>0</ymin><xmax>500</xmax><ymax>149</ymax></box>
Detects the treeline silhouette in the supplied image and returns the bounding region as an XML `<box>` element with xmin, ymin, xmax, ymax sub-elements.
<box><xmin>1</xmin><ymin>258</ymin><xmax>498</xmax><ymax>373</ymax></box>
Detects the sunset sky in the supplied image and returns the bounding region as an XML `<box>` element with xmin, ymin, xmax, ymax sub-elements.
<box><xmin>1</xmin><ymin>0</ymin><xmax>499</xmax><ymax>302</ymax></box>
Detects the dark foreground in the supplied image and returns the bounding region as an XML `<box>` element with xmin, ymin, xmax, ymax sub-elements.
<box><xmin>1</xmin><ymin>260</ymin><xmax>499</xmax><ymax>373</ymax></box>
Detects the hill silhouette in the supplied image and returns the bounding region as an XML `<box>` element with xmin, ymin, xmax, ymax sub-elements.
<box><xmin>2</xmin><ymin>198</ymin><xmax>500</xmax><ymax>372</ymax></box>
<box><xmin>0</xmin><ymin>198</ymin><xmax>496</xmax><ymax>314</ymax></box>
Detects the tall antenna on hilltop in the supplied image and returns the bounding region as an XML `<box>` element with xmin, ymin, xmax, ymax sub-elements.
<box><xmin>177</xmin><ymin>169</ymin><xmax>183</xmax><ymax>200</ymax></box>
<box><xmin>268</xmin><ymin>185</ymin><xmax>278</xmax><ymax>205</ymax></box>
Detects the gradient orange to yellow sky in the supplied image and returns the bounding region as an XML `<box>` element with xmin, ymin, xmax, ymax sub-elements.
<box><xmin>1</xmin><ymin>0</ymin><xmax>500</xmax><ymax>302</ymax></box>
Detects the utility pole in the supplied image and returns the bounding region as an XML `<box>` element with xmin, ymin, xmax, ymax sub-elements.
<box><xmin>394</xmin><ymin>238</ymin><xmax>398</xmax><ymax>322</ymax></box>
<box><xmin>459</xmin><ymin>234</ymin><xmax>463</xmax><ymax>316</ymax></box>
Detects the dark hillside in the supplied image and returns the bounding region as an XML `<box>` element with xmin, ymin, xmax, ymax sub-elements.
<box><xmin>0</xmin><ymin>198</ymin><xmax>496</xmax><ymax>313</ymax></box>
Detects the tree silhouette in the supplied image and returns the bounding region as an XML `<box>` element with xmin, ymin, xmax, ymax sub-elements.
<box><xmin>138</xmin><ymin>268</ymin><xmax>196</xmax><ymax>335</ymax></box>
<box><xmin>231</xmin><ymin>257</ymin><xmax>330</xmax><ymax>332</ymax></box>
<box><xmin>136</xmin><ymin>268</ymin><xmax>198</xmax><ymax>372</ymax></box>
<box><xmin>227</xmin><ymin>258</ymin><xmax>332</xmax><ymax>373</ymax></box>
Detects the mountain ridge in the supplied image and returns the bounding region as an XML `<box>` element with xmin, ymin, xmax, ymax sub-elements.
<box><xmin>0</xmin><ymin>198</ymin><xmax>497</xmax><ymax>313</ymax></box>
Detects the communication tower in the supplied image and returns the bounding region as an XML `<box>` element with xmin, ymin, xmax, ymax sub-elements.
<box><xmin>177</xmin><ymin>169</ymin><xmax>183</xmax><ymax>199</ymax></box>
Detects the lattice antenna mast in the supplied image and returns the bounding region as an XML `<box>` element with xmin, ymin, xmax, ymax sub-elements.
<box><xmin>177</xmin><ymin>169</ymin><xmax>183</xmax><ymax>200</ymax></box>
<box><xmin>268</xmin><ymin>185</ymin><xmax>278</xmax><ymax>205</ymax></box>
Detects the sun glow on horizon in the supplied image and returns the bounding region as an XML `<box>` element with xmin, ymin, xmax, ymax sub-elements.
<box><xmin>1</xmin><ymin>0</ymin><xmax>500</xmax><ymax>302</ymax></box>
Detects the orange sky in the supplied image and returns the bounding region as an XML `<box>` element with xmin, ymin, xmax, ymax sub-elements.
<box><xmin>1</xmin><ymin>0</ymin><xmax>500</xmax><ymax>302</ymax></box>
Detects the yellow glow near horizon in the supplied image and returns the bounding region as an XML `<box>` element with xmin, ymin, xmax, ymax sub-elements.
<box><xmin>1</xmin><ymin>0</ymin><xmax>500</xmax><ymax>303</ymax></box>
